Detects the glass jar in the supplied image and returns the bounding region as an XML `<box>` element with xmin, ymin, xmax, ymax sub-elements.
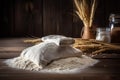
<box><xmin>109</xmin><ymin>14</ymin><xmax>120</xmax><ymax>43</ymax></box>
<box><xmin>96</xmin><ymin>27</ymin><xmax>111</xmax><ymax>43</ymax></box>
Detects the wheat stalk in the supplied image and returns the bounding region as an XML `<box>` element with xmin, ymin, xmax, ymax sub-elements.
<box><xmin>74</xmin><ymin>0</ymin><xmax>97</xmax><ymax>28</ymax></box>
<box><xmin>89</xmin><ymin>0</ymin><xmax>97</xmax><ymax>27</ymax></box>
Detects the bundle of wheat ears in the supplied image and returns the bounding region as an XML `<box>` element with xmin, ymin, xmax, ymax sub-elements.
<box><xmin>74</xmin><ymin>0</ymin><xmax>97</xmax><ymax>27</ymax></box>
<box><xmin>73</xmin><ymin>38</ymin><xmax>120</xmax><ymax>56</ymax></box>
<box><xmin>24</xmin><ymin>38</ymin><xmax>120</xmax><ymax>57</ymax></box>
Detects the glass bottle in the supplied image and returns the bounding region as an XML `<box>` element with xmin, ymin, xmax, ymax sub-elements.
<box><xmin>109</xmin><ymin>14</ymin><xmax>120</xmax><ymax>43</ymax></box>
<box><xmin>96</xmin><ymin>27</ymin><xmax>111</xmax><ymax>43</ymax></box>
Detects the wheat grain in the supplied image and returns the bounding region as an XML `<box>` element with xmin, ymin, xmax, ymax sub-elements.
<box><xmin>74</xmin><ymin>0</ymin><xmax>97</xmax><ymax>28</ymax></box>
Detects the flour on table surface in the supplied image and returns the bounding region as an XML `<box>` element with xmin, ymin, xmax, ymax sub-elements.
<box><xmin>3</xmin><ymin>35</ymin><xmax>98</xmax><ymax>73</ymax></box>
<box><xmin>4</xmin><ymin>55</ymin><xmax>98</xmax><ymax>73</ymax></box>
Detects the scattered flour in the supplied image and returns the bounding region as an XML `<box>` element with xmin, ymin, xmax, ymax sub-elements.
<box><xmin>4</xmin><ymin>55</ymin><xmax>98</xmax><ymax>73</ymax></box>
<box><xmin>4</xmin><ymin>35</ymin><xmax>99</xmax><ymax>73</ymax></box>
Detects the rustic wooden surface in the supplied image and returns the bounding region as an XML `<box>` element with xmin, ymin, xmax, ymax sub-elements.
<box><xmin>0</xmin><ymin>38</ymin><xmax>120</xmax><ymax>80</ymax></box>
<box><xmin>1</xmin><ymin>0</ymin><xmax>120</xmax><ymax>38</ymax></box>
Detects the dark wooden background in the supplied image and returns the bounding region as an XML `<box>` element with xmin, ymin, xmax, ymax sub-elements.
<box><xmin>0</xmin><ymin>0</ymin><xmax>120</xmax><ymax>38</ymax></box>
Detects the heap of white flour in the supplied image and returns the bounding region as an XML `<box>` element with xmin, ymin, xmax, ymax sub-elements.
<box><xmin>4</xmin><ymin>55</ymin><xmax>98</xmax><ymax>73</ymax></box>
<box><xmin>4</xmin><ymin>35</ymin><xmax>98</xmax><ymax>73</ymax></box>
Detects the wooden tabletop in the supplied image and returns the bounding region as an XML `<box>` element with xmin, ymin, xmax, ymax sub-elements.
<box><xmin>0</xmin><ymin>38</ymin><xmax>120</xmax><ymax>80</ymax></box>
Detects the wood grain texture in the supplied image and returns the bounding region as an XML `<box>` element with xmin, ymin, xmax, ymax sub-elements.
<box><xmin>0</xmin><ymin>59</ymin><xmax>120</xmax><ymax>80</ymax></box>
<box><xmin>1</xmin><ymin>0</ymin><xmax>120</xmax><ymax>38</ymax></box>
<box><xmin>0</xmin><ymin>38</ymin><xmax>120</xmax><ymax>80</ymax></box>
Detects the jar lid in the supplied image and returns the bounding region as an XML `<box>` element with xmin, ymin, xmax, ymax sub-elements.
<box><xmin>109</xmin><ymin>14</ymin><xmax>120</xmax><ymax>23</ymax></box>
<box><xmin>96</xmin><ymin>27</ymin><xmax>111</xmax><ymax>32</ymax></box>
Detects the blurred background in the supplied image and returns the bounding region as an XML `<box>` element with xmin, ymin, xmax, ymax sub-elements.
<box><xmin>0</xmin><ymin>0</ymin><xmax>120</xmax><ymax>38</ymax></box>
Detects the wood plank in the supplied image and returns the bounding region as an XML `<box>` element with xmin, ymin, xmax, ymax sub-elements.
<box><xmin>0</xmin><ymin>59</ymin><xmax>120</xmax><ymax>80</ymax></box>
<box><xmin>43</xmin><ymin>0</ymin><xmax>73</xmax><ymax>36</ymax></box>
<box><xmin>93</xmin><ymin>53</ymin><xmax>120</xmax><ymax>59</ymax></box>
<box><xmin>0</xmin><ymin>52</ymin><xmax>20</xmax><ymax>59</ymax></box>
<box><xmin>0</xmin><ymin>38</ymin><xmax>120</xmax><ymax>80</ymax></box>
<box><xmin>0</xmin><ymin>47</ymin><xmax>25</xmax><ymax>52</ymax></box>
<box><xmin>0</xmin><ymin>38</ymin><xmax>33</xmax><ymax>58</ymax></box>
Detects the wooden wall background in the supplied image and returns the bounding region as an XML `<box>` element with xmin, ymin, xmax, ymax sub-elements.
<box><xmin>0</xmin><ymin>0</ymin><xmax>120</xmax><ymax>38</ymax></box>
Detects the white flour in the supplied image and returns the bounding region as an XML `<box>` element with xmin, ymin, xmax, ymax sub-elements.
<box><xmin>4</xmin><ymin>55</ymin><xmax>98</xmax><ymax>73</ymax></box>
<box><xmin>4</xmin><ymin>35</ymin><xmax>98</xmax><ymax>73</ymax></box>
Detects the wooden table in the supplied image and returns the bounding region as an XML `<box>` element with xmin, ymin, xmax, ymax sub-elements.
<box><xmin>0</xmin><ymin>38</ymin><xmax>120</xmax><ymax>80</ymax></box>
